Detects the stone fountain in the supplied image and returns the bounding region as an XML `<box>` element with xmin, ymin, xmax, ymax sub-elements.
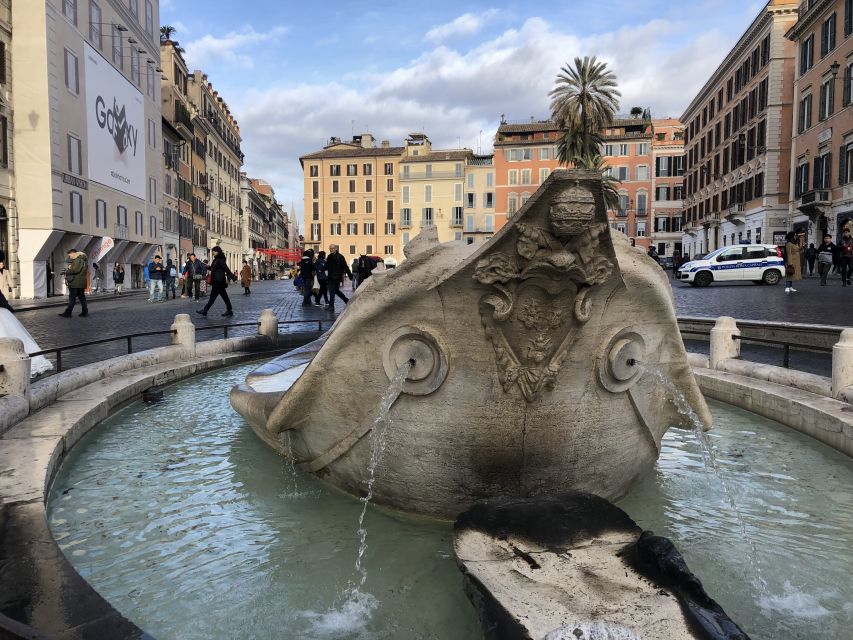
<box><xmin>230</xmin><ymin>169</ymin><xmax>711</xmax><ymax>519</ymax></box>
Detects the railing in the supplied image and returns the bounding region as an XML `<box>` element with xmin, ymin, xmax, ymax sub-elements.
<box><xmin>400</xmin><ymin>170</ymin><xmax>464</xmax><ymax>180</ymax></box>
<box><xmin>115</xmin><ymin>223</ymin><xmax>129</xmax><ymax>240</ymax></box>
<box><xmin>799</xmin><ymin>189</ymin><xmax>831</xmax><ymax>206</ymax></box>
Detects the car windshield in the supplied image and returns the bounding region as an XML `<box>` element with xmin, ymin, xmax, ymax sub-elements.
<box><xmin>702</xmin><ymin>248</ymin><xmax>725</xmax><ymax>260</ymax></box>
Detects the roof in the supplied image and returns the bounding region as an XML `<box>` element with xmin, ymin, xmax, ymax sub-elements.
<box><xmin>469</xmin><ymin>154</ymin><xmax>494</xmax><ymax>166</ymax></box>
<box><xmin>498</xmin><ymin>121</ymin><xmax>558</xmax><ymax>134</ymax></box>
<box><xmin>399</xmin><ymin>150</ymin><xmax>473</xmax><ymax>164</ymax></box>
<box><xmin>299</xmin><ymin>146</ymin><xmax>405</xmax><ymax>162</ymax></box>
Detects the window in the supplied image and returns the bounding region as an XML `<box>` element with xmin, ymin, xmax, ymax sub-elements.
<box><xmin>521</xmin><ymin>169</ymin><xmax>531</xmax><ymax>184</ymax></box>
<box><xmin>466</xmin><ymin>192</ymin><xmax>476</xmax><ymax>209</ymax></box>
<box><xmin>349</xmin><ymin>201</ymin><xmax>356</xmax><ymax>214</ymax></box>
<box><xmin>69</xmin><ymin>191</ymin><xmax>83</xmax><ymax>224</ymax></box>
<box><xmin>112</xmin><ymin>25</ymin><xmax>123</xmax><ymax>68</ymax></box>
<box><xmin>64</xmin><ymin>49</ymin><xmax>79</xmax><ymax>94</ymax></box>
<box><xmin>147</xmin><ymin>64</ymin><xmax>155</xmax><ymax>99</ymax></box>
<box><xmin>507</xmin><ymin>148</ymin><xmax>531</xmax><ymax>161</ymax></box>
<box><xmin>484</xmin><ymin>215</ymin><xmax>494</xmax><ymax>232</ymax></box>
<box><xmin>129</xmin><ymin>0</ymin><xmax>138</xmax><ymax>15</ymax></box>
<box><xmin>509</xmin><ymin>170</ymin><xmax>518</xmax><ymax>185</ymax></box>
<box><xmin>149</xmin><ymin>177</ymin><xmax>157</xmax><ymax>204</ymax></box>
<box><xmin>508</xmin><ymin>193</ymin><xmax>518</xmax><ymax>215</ymax></box>
<box><xmin>347</xmin><ymin>164</ymin><xmax>357</xmax><ymax>176</ymax></box>
<box><xmin>819</xmin><ymin>77</ymin><xmax>834</xmax><ymax>120</ymax></box>
<box><xmin>795</xmin><ymin>162</ymin><xmax>810</xmax><ymax>197</ymax></box>
<box><xmin>402</xmin><ymin>165</ymin><xmax>410</xmax><ymax>179</ymax></box>
<box><xmin>656</xmin><ymin>156</ymin><xmax>671</xmax><ymax>177</ymax></box>
<box><xmin>401</xmin><ymin>233</ymin><xmax>409</xmax><ymax>247</ymax></box>
<box><xmin>312</xmin><ymin>181</ymin><xmax>319</xmax><ymax>198</ymax></box>
<box><xmin>616</xmin><ymin>166</ymin><xmax>629</xmax><ymax>181</ymax></box>
<box><xmin>349</xmin><ymin>244</ymin><xmax>356</xmax><ymax>254</ymax></box>
<box><xmin>799</xmin><ymin>94</ymin><xmax>813</xmax><ymax>132</ymax></box>
<box><xmin>347</xmin><ymin>222</ymin><xmax>358</xmax><ymax>235</ymax></box>
<box><xmin>310</xmin><ymin>223</ymin><xmax>320</xmax><ymax>242</ymax></box>
<box><xmin>455</xmin><ymin>163</ymin><xmax>463</xmax><ymax>177</ymax></box>
<box><xmin>821</xmin><ymin>13</ymin><xmax>837</xmax><ymax>57</ymax></box>
<box><xmin>467</xmin><ymin>173</ymin><xmax>474</xmax><ymax>188</ymax></box>
<box><xmin>636</xmin><ymin>222</ymin><xmax>646</xmax><ymax>237</ymax></box>
<box><xmin>67</xmin><ymin>134</ymin><xmax>82</xmax><ymax>175</ymax></box>
<box><xmin>95</xmin><ymin>199</ymin><xmax>106</xmax><ymax>228</ymax></box>
<box><xmin>656</xmin><ymin>185</ymin><xmax>670</xmax><ymax>201</ymax></box>
<box><xmin>330</xmin><ymin>222</ymin><xmax>341</xmax><ymax>235</ymax></box>
<box><xmin>332</xmin><ymin>180</ymin><xmax>339</xmax><ymax>193</ymax></box>
<box><xmin>135</xmin><ymin>210</ymin><xmax>143</xmax><ymax>235</ymax></box>
<box><xmin>386</xmin><ymin>200</ymin><xmax>394</xmax><ymax>218</ymax></box>
<box><xmin>636</xmin><ymin>165</ymin><xmax>649</xmax><ymax>180</ymax></box>
<box><xmin>847</xmin><ymin>0</ymin><xmax>853</xmax><ymax>37</ymax></box>
<box><xmin>451</xmin><ymin>206</ymin><xmax>463</xmax><ymax>226</ymax></box>
<box><xmin>483</xmin><ymin>192</ymin><xmax>494</xmax><ymax>208</ymax></box>
<box><xmin>332</xmin><ymin>201</ymin><xmax>340</xmax><ymax>214</ymax></box>
<box><xmin>841</xmin><ymin>142</ymin><xmax>853</xmax><ymax>185</ymax></box>
<box><xmin>539</xmin><ymin>168</ymin><xmax>550</xmax><ymax>183</ymax></box>
<box><xmin>844</xmin><ymin>61</ymin><xmax>853</xmax><ymax>107</ymax></box>
<box><xmin>348</xmin><ymin>179</ymin><xmax>356</xmax><ymax>193</ymax></box>
<box><xmin>539</xmin><ymin>146</ymin><xmax>552</xmax><ymax>160</ymax></box>
<box><xmin>363</xmin><ymin>164</ymin><xmax>372</xmax><ymax>176</ymax></box>
<box><xmin>425</xmin><ymin>164</ymin><xmax>432</xmax><ymax>178</ymax></box>
<box><xmin>401</xmin><ymin>208</ymin><xmax>411</xmax><ymax>226</ymax></box>
<box><xmin>147</xmin><ymin>119</ymin><xmax>156</xmax><ymax>148</ymax></box>
<box><xmin>364</xmin><ymin>222</ymin><xmax>375</xmax><ymax>235</ymax></box>
<box><xmin>465</xmin><ymin>215</ymin><xmax>474</xmax><ymax>232</ymax></box>
<box><xmin>63</xmin><ymin>0</ymin><xmax>77</xmax><ymax>25</ymax></box>
<box><xmin>386</xmin><ymin>178</ymin><xmax>393</xmax><ymax>191</ymax></box>
<box><xmin>330</xmin><ymin>164</ymin><xmax>341</xmax><ymax>176</ymax></box>
<box><xmin>384</xmin><ymin>162</ymin><xmax>393</xmax><ymax>175</ymax></box>
<box><xmin>814</xmin><ymin>152</ymin><xmax>832</xmax><ymax>189</ymax></box>
<box><xmin>384</xmin><ymin>223</ymin><xmax>395</xmax><ymax>235</ymax></box>
<box><xmin>89</xmin><ymin>2</ymin><xmax>102</xmax><ymax>49</ymax></box>
<box><xmin>309</xmin><ymin>165</ymin><xmax>319</xmax><ymax>177</ymax></box>
<box><xmin>636</xmin><ymin>143</ymin><xmax>649</xmax><ymax>155</ymax></box>
<box><xmin>402</xmin><ymin>186</ymin><xmax>409</xmax><ymax>204</ymax></box>
<box><xmin>117</xmin><ymin>205</ymin><xmax>127</xmax><ymax>227</ymax></box>
<box><xmin>145</xmin><ymin>0</ymin><xmax>154</xmax><ymax>37</ymax></box>
<box><xmin>150</xmin><ymin>215</ymin><xmax>157</xmax><ymax>238</ymax></box>
<box><xmin>424</xmin><ymin>185</ymin><xmax>432</xmax><ymax>203</ymax></box>
<box><xmin>800</xmin><ymin>34</ymin><xmax>814</xmax><ymax>75</ymax></box>
<box><xmin>422</xmin><ymin>207</ymin><xmax>433</xmax><ymax>224</ymax></box>
<box><xmin>486</xmin><ymin>172</ymin><xmax>494</xmax><ymax>187</ymax></box>
<box><xmin>454</xmin><ymin>183</ymin><xmax>463</xmax><ymax>202</ymax></box>
<box><xmin>636</xmin><ymin>192</ymin><xmax>648</xmax><ymax>215</ymax></box>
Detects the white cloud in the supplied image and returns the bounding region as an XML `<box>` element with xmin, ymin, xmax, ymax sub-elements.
<box><xmin>184</xmin><ymin>26</ymin><xmax>288</xmax><ymax>70</ymax></box>
<box><xmin>233</xmin><ymin>16</ymin><xmax>737</xmax><ymax>226</ymax></box>
<box><xmin>424</xmin><ymin>9</ymin><xmax>500</xmax><ymax>43</ymax></box>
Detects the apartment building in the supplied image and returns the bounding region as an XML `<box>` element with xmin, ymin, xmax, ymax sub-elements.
<box><xmin>494</xmin><ymin>116</ymin><xmax>668</xmax><ymax>248</ymax></box>
<box><xmin>0</xmin><ymin>1</ymin><xmax>12</xmax><ymax>277</ymax></box>
<box><xmin>461</xmin><ymin>155</ymin><xmax>497</xmax><ymax>244</ymax></box>
<box><xmin>159</xmin><ymin>37</ymin><xmax>193</xmax><ymax>264</ymax></box>
<box><xmin>681</xmin><ymin>0</ymin><xmax>798</xmax><ymax>258</ymax></box>
<box><xmin>651</xmin><ymin>119</ymin><xmax>686</xmax><ymax>257</ymax></box>
<box><xmin>13</xmin><ymin>0</ymin><xmax>163</xmax><ymax>297</ymax></box>
<box><xmin>787</xmin><ymin>0</ymin><xmax>853</xmax><ymax>244</ymax></box>
<box><xmin>300</xmin><ymin>134</ymin><xmax>403</xmax><ymax>263</ymax></box>
<box><xmin>240</xmin><ymin>174</ymin><xmax>267</xmax><ymax>270</ymax></box>
<box><xmin>188</xmin><ymin>71</ymin><xmax>243</xmax><ymax>268</ymax></box>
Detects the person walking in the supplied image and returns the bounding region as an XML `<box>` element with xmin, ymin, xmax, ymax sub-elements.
<box><xmin>112</xmin><ymin>263</ymin><xmax>125</xmax><ymax>295</ymax></box>
<box><xmin>0</xmin><ymin>259</ymin><xmax>13</xmax><ymax>312</ymax></box>
<box><xmin>839</xmin><ymin>228</ymin><xmax>853</xmax><ymax>286</ymax></box>
<box><xmin>784</xmin><ymin>232</ymin><xmax>801</xmax><ymax>293</ymax></box>
<box><xmin>58</xmin><ymin>249</ymin><xmax>89</xmax><ymax>317</ymax></box>
<box><xmin>147</xmin><ymin>255</ymin><xmax>165</xmax><ymax>302</ymax></box>
<box><xmin>240</xmin><ymin>260</ymin><xmax>253</xmax><ymax>294</ymax></box>
<box><xmin>804</xmin><ymin>243</ymin><xmax>817</xmax><ymax>277</ymax></box>
<box><xmin>182</xmin><ymin>253</ymin><xmax>204</xmax><ymax>301</ymax></box>
<box><xmin>197</xmin><ymin>246</ymin><xmax>236</xmax><ymax>317</ymax></box>
<box><xmin>325</xmin><ymin>244</ymin><xmax>352</xmax><ymax>310</ymax></box>
<box><xmin>816</xmin><ymin>234</ymin><xmax>836</xmax><ymax>286</ymax></box>
<box><xmin>164</xmin><ymin>258</ymin><xmax>178</xmax><ymax>299</ymax></box>
<box><xmin>314</xmin><ymin>251</ymin><xmax>329</xmax><ymax>305</ymax></box>
<box><xmin>356</xmin><ymin>254</ymin><xmax>375</xmax><ymax>288</ymax></box>
<box><xmin>91</xmin><ymin>262</ymin><xmax>104</xmax><ymax>293</ymax></box>
<box><xmin>298</xmin><ymin>249</ymin><xmax>316</xmax><ymax>306</ymax></box>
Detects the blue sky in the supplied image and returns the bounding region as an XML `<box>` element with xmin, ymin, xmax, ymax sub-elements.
<box><xmin>160</xmin><ymin>0</ymin><xmax>766</xmax><ymax>225</ymax></box>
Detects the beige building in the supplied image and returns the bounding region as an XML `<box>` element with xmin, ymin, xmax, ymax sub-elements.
<box><xmin>0</xmin><ymin>1</ymin><xmax>12</xmax><ymax>280</ymax></box>
<box><xmin>682</xmin><ymin>0</ymin><xmax>798</xmax><ymax>258</ymax></box>
<box><xmin>461</xmin><ymin>154</ymin><xmax>496</xmax><ymax>244</ymax></box>
<box><xmin>12</xmin><ymin>0</ymin><xmax>163</xmax><ymax>297</ymax></box>
<box><xmin>651</xmin><ymin>119</ymin><xmax>686</xmax><ymax>258</ymax></box>
<box><xmin>788</xmin><ymin>0</ymin><xmax>853</xmax><ymax>244</ymax></box>
<box><xmin>188</xmin><ymin>71</ymin><xmax>243</xmax><ymax>269</ymax></box>
<box><xmin>300</xmin><ymin>133</ymin><xmax>402</xmax><ymax>263</ymax></box>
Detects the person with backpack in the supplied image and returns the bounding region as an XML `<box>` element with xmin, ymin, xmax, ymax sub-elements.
<box><xmin>314</xmin><ymin>251</ymin><xmax>329</xmax><ymax>306</ymax></box>
<box><xmin>839</xmin><ymin>228</ymin><xmax>853</xmax><ymax>286</ymax></box>
<box><xmin>816</xmin><ymin>233</ymin><xmax>836</xmax><ymax>286</ymax></box>
<box><xmin>181</xmin><ymin>253</ymin><xmax>205</xmax><ymax>301</ymax></box>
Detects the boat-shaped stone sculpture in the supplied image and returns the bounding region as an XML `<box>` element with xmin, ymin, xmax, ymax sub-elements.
<box><xmin>230</xmin><ymin>169</ymin><xmax>711</xmax><ymax>519</ymax></box>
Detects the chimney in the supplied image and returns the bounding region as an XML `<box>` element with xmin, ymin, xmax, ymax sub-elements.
<box><xmin>360</xmin><ymin>133</ymin><xmax>375</xmax><ymax>148</ymax></box>
<box><xmin>381</xmin><ymin>140</ymin><xmax>390</xmax><ymax>148</ymax></box>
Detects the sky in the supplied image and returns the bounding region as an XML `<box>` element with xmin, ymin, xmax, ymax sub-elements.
<box><xmin>160</xmin><ymin>0</ymin><xmax>766</xmax><ymax>226</ymax></box>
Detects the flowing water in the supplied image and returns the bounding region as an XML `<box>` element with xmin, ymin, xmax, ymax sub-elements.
<box><xmin>47</xmin><ymin>362</ymin><xmax>853</xmax><ymax>639</ymax></box>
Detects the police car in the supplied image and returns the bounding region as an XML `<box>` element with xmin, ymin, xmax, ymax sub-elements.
<box><xmin>676</xmin><ymin>244</ymin><xmax>784</xmax><ymax>287</ymax></box>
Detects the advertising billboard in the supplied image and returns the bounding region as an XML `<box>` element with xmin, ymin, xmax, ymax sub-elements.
<box><xmin>84</xmin><ymin>42</ymin><xmax>145</xmax><ymax>200</ymax></box>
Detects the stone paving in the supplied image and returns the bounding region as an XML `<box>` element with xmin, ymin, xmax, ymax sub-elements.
<box><xmin>15</xmin><ymin>279</ymin><xmax>347</xmax><ymax>371</ymax></box>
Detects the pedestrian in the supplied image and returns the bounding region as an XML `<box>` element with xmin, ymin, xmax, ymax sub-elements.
<box><xmin>241</xmin><ymin>260</ymin><xmax>252</xmax><ymax>294</ymax></box>
<box><xmin>804</xmin><ymin>243</ymin><xmax>817</xmax><ymax>276</ymax></box>
<box><xmin>58</xmin><ymin>249</ymin><xmax>89</xmax><ymax>317</ymax></box>
<box><xmin>0</xmin><ymin>259</ymin><xmax>13</xmax><ymax>312</ymax></box>
<box><xmin>112</xmin><ymin>262</ymin><xmax>125</xmax><ymax>295</ymax></box>
<box><xmin>298</xmin><ymin>249</ymin><xmax>316</xmax><ymax>306</ymax></box>
<box><xmin>646</xmin><ymin>246</ymin><xmax>660</xmax><ymax>264</ymax></box>
<box><xmin>356</xmin><ymin>254</ymin><xmax>375</xmax><ymax>288</ymax></box>
<box><xmin>147</xmin><ymin>255</ymin><xmax>165</xmax><ymax>302</ymax></box>
<box><xmin>784</xmin><ymin>232</ymin><xmax>801</xmax><ymax>294</ymax></box>
<box><xmin>351</xmin><ymin>258</ymin><xmax>360</xmax><ymax>290</ymax></box>
<box><xmin>197</xmin><ymin>246</ymin><xmax>236</xmax><ymax>316</ymax></box>
<box><xmin>182</xmin><ymin>253</ymin><xmax>204</xmax><ymax>301</ymax></box>
<box><xmin>164</xmin><ymin>258</ymin><xmax>178</xmax><ymax>299</ymax></box>
<box><xmin>91</xmin><ymin>262</ymin><xmax>104</xmax><ymax>293</ymax></box>
<box><xmin>325</xmin><ymin>243</ymin><xmax>353</xmax><ymax>310</ymax></box>
<box><xmin>200</xmin><ymin>259</ymin><xmax>210</xmax><ymax>297</ymax></box>
<box><xmin>816</xmin><ymin>234</ymin><xmax>836</xmax><ymax>286</ymax></box>
<box><xmin>839</xmin><ymin>228</ymin><xmax>853</xmax><ymax>286</ymax></box>
<box><xmin>314</xmin><ymin>251</ymin><xmax>329</xmax><ymax>305</ymax></box>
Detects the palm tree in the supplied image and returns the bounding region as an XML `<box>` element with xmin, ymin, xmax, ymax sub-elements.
<box><xmin>160</xmin><ymin>25</ymin><xmax>176</xmax><ymax>42</ymax></box>
<box><xmin>572</xmin><ymin>154</ymin><xmax>621</xmax><ymax>211</ymax></box>
<box><xmin>549</xmin><ymin>56</ymin><xmax>621</xmax><ymax>165</ymax></box>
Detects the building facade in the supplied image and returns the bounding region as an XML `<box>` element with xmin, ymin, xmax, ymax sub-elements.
<box><xmin>651</xmin><ymin>119</ymin><xmax>686</xmax><ymax>257</ymax></box>
<box><xmin>0</xmin><ymin>0</ymin><xmax>13</xmax><ymax>283</ymax></box>
<box><xmin>300</xmin><ymin>134</ymin><xmax>402</xmax><ymax>263</ymax></box>
<box><xmin>681</xmin><ymin>0</ymin><xmax>798</xmax><ymax>258</ymax></box>
<box><xmin>13</xmin><ymin>0</ymin><xmax>163</xmax><ymax>297</ymax></box>
<box><xmin>787</xmin><ymin>0</ymin><xmax>853</xmax><ymax>245</ymax></box>
<box><xmin>461</xmin><ymin>155</ymin><xmax>497</xmax><ymax>244</ymax></box>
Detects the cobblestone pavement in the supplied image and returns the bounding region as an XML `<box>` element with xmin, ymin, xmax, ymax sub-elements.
<box><xmin>16</xmin><ymin>279</ymin><xmax>347</xmax><ymax>371</ymax></box>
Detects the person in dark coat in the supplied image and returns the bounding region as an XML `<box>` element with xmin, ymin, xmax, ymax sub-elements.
<box><xmin>356</xmin><ymin>254</ymin><xmax>375</xmax><ymax>288</ymax></box>
<box><xmin>58</xmin><ymin>249</ymin><xmax>88</xmax><ymax>317</ymax></box>
<box><xmin>298</xmin><ymin>249</ymin><xmax>316</xmax><ymax>306</ymax></box>
<box><xmin>325</xmin><ymin>244</ymin><xmax>352</xmax><ymax>310</ymax></box>
<box><xmin>197</xmin><ymin>246</ymin><xmax>236</xmax><ymax>316</ymax></box>
<box><xmin>314</xmin><ymin>251</ymin><xmax>329</xmax><ymax>305</ymax></box>
<box><xmin>182</xmin><ymin>253</ymin><xmax>205</xmax><ymax>301</ymax></box>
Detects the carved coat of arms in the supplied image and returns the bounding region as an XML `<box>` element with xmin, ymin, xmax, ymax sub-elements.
<box><xmin>473</xmin><ymin>184</ymin><xmax>614</xmax><ymax>401</ymax></box>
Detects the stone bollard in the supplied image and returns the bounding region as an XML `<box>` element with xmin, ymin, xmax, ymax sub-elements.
<box><xmin>258</xmin><ymin>309</ymin><xmax>279</xmax><ymax>346</ymax></box>
<box><xmin>709</xmin><ymin>316</ymin><xmax>740</xmax><ymax>370</ymax></box>
<box><xmin>170</xmin><ymin>314</ymin><xmax>196</xmax><ymax>357</ymax></box>
<box><xmin>0</xmin><ymin>337</ymin><xmax>31</xmax><ymax>403</ymax></box>
<box><xmin>831</xmin><ymin>328</ymin><xmax>853</xmax><ymax>399</ymax></box>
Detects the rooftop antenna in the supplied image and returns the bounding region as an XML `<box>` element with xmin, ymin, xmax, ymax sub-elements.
<box><xmin>351</xmin><ymin>119</ymin><xmax>355</xmax><ymax>136</ymax></box>
<box><xmin>478</xmin><ymin>129</ymin><xmax>483</xmax><ymax>154</ymax></box>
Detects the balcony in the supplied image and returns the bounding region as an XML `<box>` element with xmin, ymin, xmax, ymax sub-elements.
<box><xmin>635</xmin><ymin>208</ymin><xmax>648</xmax><ymax>218</ymax></box>
<box><xmin>702</xmin><ymin>212</ymin><xmax>721</xmax><ymax>227</ymax></box>
<box><xmin>725</xmin><ymin>203</ymin><xmax>746</xmax><ymax>224</ymax></box>
<box><xmin>400</xmin><ymin>170</ymin><xmax>463</xmax><ymax>181</ymax></box>
<box><xmin>400</xmin><ymin>219</ymin><xmax>412</xmax><ymax>229</ymax></box>
<box><xmin>114</xmin><ymin>223</ymin><xmax>129</xmax><ymax>240</ymax></box>
<box><xmin>797</xmin><ymin>189</ymin><xmax>832</xmax><ymax>214</ymax></box>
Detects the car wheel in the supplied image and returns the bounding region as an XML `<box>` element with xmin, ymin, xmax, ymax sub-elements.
<box><xmin>762</xmin><ymin>270</ymin><xmax>781</xmax><ymax>286</ymax></box>
<box><xmin>694</xmin><ymin>271</ymin><xmax>713</xmax><ymax>287</ymax></box>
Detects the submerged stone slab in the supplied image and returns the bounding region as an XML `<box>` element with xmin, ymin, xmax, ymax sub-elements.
<box><xmin>234</xmin><ymin>170</ymin><xmax>711</xmax><ymax>518</ymax></box>
<box><xmin>453</xmin><ymin>491</ymin><xmax>750</xmax><ymax>640</ymax></box>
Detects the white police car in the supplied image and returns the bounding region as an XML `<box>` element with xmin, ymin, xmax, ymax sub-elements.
<box><xmin>676</xmin><ymin>244</ymin><xmax>785</xmax><ymax>287</ymax></box>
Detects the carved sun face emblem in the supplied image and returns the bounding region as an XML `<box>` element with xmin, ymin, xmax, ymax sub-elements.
<box><xmin>549</xmin><ymin>187</ymin><xmax>596</xmax><ymax>239</ymax></box>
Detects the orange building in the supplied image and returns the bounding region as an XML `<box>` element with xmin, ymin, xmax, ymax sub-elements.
<box><xmin>493</xmin><ymin>116</ymin><xmax>678</xmax><ymax>249</ymax></box>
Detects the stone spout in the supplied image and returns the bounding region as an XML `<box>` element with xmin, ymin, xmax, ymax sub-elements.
<box><xmin>231</xmin><ymin>170</ymin><xmax>712</xmax><ymax>519</ymax></box>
